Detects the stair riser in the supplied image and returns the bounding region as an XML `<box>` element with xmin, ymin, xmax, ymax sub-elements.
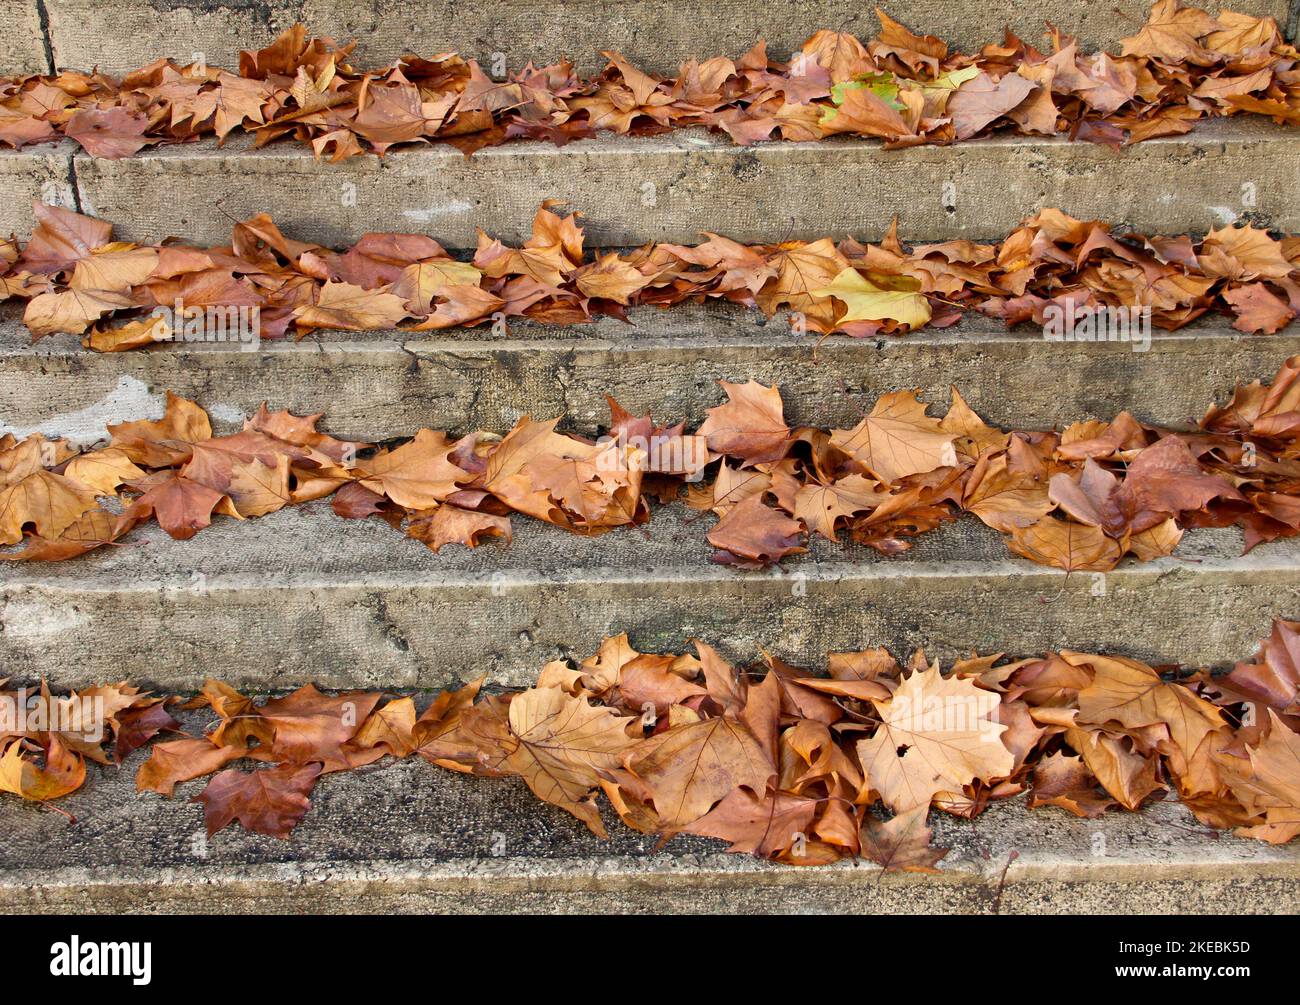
<box><xmin>22</xmin><ymin>122</ymin><xmax>1288</xmax><ymax>248</ymax></box>
<box><xmin>4</xmin><ymin>330</ymin><xmax>1299</xmax><ymax>443</ymax></box>
<box><xmin>38</xmin><ymin>0</ymin><xmax>1298</xmax><ymax>76</ymax></box>
<box><xmin>4</xmin><ymin>558</ymin><xmax>1295</xmax><ymax>691</ymax></box>
<box><xmin>0</xmin><ymin>0</ymin><xmax>48</xmax><ymax>74</ymax></box>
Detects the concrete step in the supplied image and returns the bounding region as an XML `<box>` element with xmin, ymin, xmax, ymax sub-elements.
<box><xmin>1</xmin><ymin>498</ymin><xmax>1296</xmax><ymax>692</ymax></box>
<box><xmin>4</xmin><ymin>308</ymin><xmax>1300</xmax><ymax>444</ymax></box>
<box><xmin>2</xmin><ymin>749</ymin><xmax>1297</xmax><ymax>913</ymax></box>
<box><xmin>3</xmin><ymin>118</ymin><xmax>1292</xmax><ymax>248</ymax></box>
<box><xmin>37</xmin><ymin>0</ymin><xmax>1298</xmax><ymax>78</ymax></box>
<box><xmin>0</xmin><ymin>0</ymin><xmax>49</xmax><ymax>74</ymax></box>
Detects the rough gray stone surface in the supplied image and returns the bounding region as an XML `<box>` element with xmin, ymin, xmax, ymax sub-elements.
<box><xmin>0</xmin><ymin>144</ymin><xmax>75</xmax><ymax>241</ymax></box>
<box><xmin>2</xmin><ymin>503</ymin><xmax>1297</xmax><ymax>692</ymax></box>
<box><xmin>2</xmin><ymin>754</ymin><xmax>1297</xmax><ymax>913</ymax></box>
<box><xmin>3</xmin><ymin>308</ymin><xmax>1298</xmax><ymax>444</ymax></box>
<box><xmin>60</xmin><ymin>121</ymin><xmax>1299</xmax><ymax>249</ymax></box>
<box><xmin>0</xmin><ymin>0</ymin><xmax>50</xmax><ymax>74</ymax></box>
<box><xmin>38</xmin><ymin>0</ymin><xmax>1297</xmax><ymax>76</ymax></box>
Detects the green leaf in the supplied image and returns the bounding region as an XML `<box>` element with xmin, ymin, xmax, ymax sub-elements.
<box><xmin>829</xmin><ymin>73</ymin><xmax>904</xmax><ymax>111</ymax></box>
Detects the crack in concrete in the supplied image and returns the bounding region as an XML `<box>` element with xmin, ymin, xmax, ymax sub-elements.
<box><xmin>33</xmin><ymin>0</ymin><xmax>55</xmax><ymax>75</ymax></box>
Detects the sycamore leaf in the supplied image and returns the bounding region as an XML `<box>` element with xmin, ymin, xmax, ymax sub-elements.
<box><xmin>1007</xmin><ymin>515</ymin><xmax>1123</xmax><ymax>572</ymax></box>
<box><xmin>193</xmin><ymin>763</ymin><xmax>322</xmax><ymax>838</ymax></box>
<box><xmin>494</xmin><ymin>686</ymin><xmax>637</xmax><ymax>837</ymax></box>
<box><xmin>856</xmin><ymin>663</ymin><xmax>1013</xmax><ymax>812</ymax></box>
<box><xmin>0</xmin><ymin>737</ymin><xmax>85</xmax><ymax>800</ymax></box>
<box><xmin>624</xmin><ymin>714</ymin><xmax>773</xmax><ymax>830</ymax></box>
<box><xmin>697</xmin><ymin>380</ymin><xmax>789</xmax><ymax>465</ymax></box>
<box><xmin>136</xmin><ymin>738</ymin><xmax>245</xmax><ymax>797</ymax></box>
<box><xmin>812</xmin><ymin>268</ymin><xmax>931</xmax><ymax>328</ymax></box>
<box><xmin>356</xmin><ymin>429</ymin><xmax>469</xmax><ymax>509</ymax></box>
<box><xmin>830</xmin><ymin>390</ymin><xmax>957</xmax><ymax>483</ymax></box>
<box><xmin>859</xmin><ymin>805</ymin><xmax>949</xmax><ymax>872</ymax></box>
<box><xmin>1070</xmin><ymin>651</ymin><xmax>1225</xmax><ymax>760</ymax></box>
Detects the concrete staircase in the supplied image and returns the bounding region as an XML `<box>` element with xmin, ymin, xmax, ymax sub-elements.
<box><xmin>2</xmin><ymin>0</ymin><xmax>1300</xmax><ymax>912</ymax></box>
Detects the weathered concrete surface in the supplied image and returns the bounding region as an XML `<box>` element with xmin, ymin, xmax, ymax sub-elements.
<box><xmin>0</xmin><ymin>0</ymin><xmax>50</xmax><ymax>74</ymax></box>
<box><xmin>61</xmin><ymin>120</ymin><xmax>1299</xmax><ymax>249</ymax></box>
<box><xmin>1</xmin><ymin>503</ymin><xmax>1297</xmax><ymax>692</ymax></box>
<box><xmin>1</xmin><ymin>753</ymin><xmax>1296</xmax><ymax>913</ymax></box>
<box><xmin>4</xmin><ymin>308</ymin><xmax>1300</xmax><ymax>443</ymax></box>
<box><xmin>0</xmin><ymin>144</ymin><xmax>74</xmax><ymax>240</ymax></box>
<box><xmin>37</xmin><ymin>0</ymin><xmax>1297</xmax><ymax>77</ymax></box>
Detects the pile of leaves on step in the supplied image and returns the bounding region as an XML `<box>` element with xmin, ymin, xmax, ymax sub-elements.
<box><xmin>5</xmin><ymin>620</ymin><xmax>1300</xmax><ymax>866</ymax></box>
<box><xmin>5</xmin><ymin>354</ymin><xmax>1300</xmax><ymax>572</ymax></box>
<box><xmin>1</xmin><ymin>201</ymin><xmax>1297</xmax><ymax>343</ymax></box>
<box><xmin>0</xmin><ymin>3</ymin><xmax>1296</xmax><ymax>159</ymax></box>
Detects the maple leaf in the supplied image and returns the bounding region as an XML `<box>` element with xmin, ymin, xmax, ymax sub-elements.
<box><xmin>407</xmin><ymin>504</ymin><xmax>511</xmax><ymax>553</ymax></box>
<box><xmin>624</xmin><ymin>713</ymin><xmax>773</xmax><ymax>830</ymax></box>
<box><xmin>830</xmin><ymin>390</ymin><xmax>957</xmax><ymax>483</ymax></box>
<box><xmin>799</xmin><ymin>30</ymin><xmax>872</xmax><ymax>83</ymax></box>
<box><xmin>113</xmin><ymin>702</ymin><xmax>181</xmax><ymax>763</ymax></box>
<box><xmin>194</xmin><ymin>763</ymin><xmax>323</xmax><ymax>838</ymax></box>
<box><xmin>1225</xmin><ymin>618</ymin><xmax>1300</xmax><ymax>714</ymax></box>
<box><xmin>859</xmin><ymin>805</ymin><xmax>950</xmax><ymax>872</ymax></box>
<box><xmin>683</xmin><ymin>786</ymin><xmax>819</xmax><ymax>858</ymax></box>
<box><xmin>293</xmin><ymin>281</ymin><xmax>410</xmax><ymax>332</ymax></box>
<box><xmin>708</xmin><ymin>495</ymin><xmax>807</xmax><ymax>567</ymax></box>
<box><xmin>794</xmin><ymin>474</ymin><xmax>887</xmax><ymax>541</ymax></box>
<box><xmin>1119</xmin><ymin>0</ymin><xmax>1222</xmax><ymax>65</ymax></box>
<box><xmin>1221</xmin><ymin>711</ymin><xmax>1300</xmax><ymax>843</ymax></box>
<box><xmin>136</xmin><ymin>738</ymin><xmax>245</xmax><ymax>796</ymax></box>
<box><xmin>1114</xmin><ymin>434</ymin><xmax>1241</xmax><ymax>533</ymax></box>
<box><xmin>856</xmin><ymin>663</ymin><xmax>1013</xmax><ymax>812</ymax></box>
<box><xmin>0</xmin><ymin>437</ymin><xmax>102</xmax><ymax>545</ymax></box>
<box><xmin>121</xmin><ymin>472</ymin><xmax>234</xmax><ymax>541</ymax></box>
<box><xmin>964</xmin><ymin>453</ymin><xmax>1053</xmax><ymax>533</ymax></box>
<box><xmin>18</xmin><ymin>202</ymin><xmax>112</xmax><ymax>276</ymax></box>
<box><xmin>1071</xmin><ymin>652</ymin><xmax>1225</xmax><ymax>761</ymax></box>
<box><xmin>1223</xmin><ymin>283</ymin><xmax>1295</xmax><ymax>334</ymax></box>
<box><xmin>355</xmin><ymin>429</ymin><xmax>469</xmax><ymax>509</ymax></box>
<box><xmin>64</xmin><ymin>107</ymin><xmax>154</xmax><ymax>158</ymax></box>
<box><xmin>70</xmin><ymin>246</ymin><xmax>159</xmax><ymax>294</ymax></box>
<box><xmin>756</xmin><ymin>239</ymin><xmax>849</xmax><ymax>331</ymax></box>
<box><xmin>490</xmin><ymin>686</ymin><xmax>636</xmax><ymax>837</ymax></box>
<box><xmin>1199</xmin><ymin>223</ymin><xmax>1293</xmax><ymax>281</ymax></box>
<box><xmin>348</xmin><ymin>698</ymin><xmax>418</xmax><ymax>759</ymax></box>
<box><xmin>697</xmin><ymin>380</ymin><xmax>789</xmax><ymax>465</ymax></box>
<box><xmin>108</xmin><ymin>390</ymin><xmax>212</xmax><ymax>467</ymax></box>
<box><xmin>1007</xmin><ymin>515</ymin><xmax>1123</xmax><ymax>572</ymax></box>
<box><xmin>818</xmin><ymin>83</ymin><xmax>913</xmax><ymax>140</ymax></box>
<box><xmin>1063</xmin><ymin>725</ymin><xmax>1165</xmax><ymax>811</ymax></box>
<box><xmin>1027</xmin><ymin>751</ymin><xmax>1116</xmax><ymax>819</ymax></box>
<box><xmin>391</xmin><ymin>260</ymin><xmax>484</xmax><ymax>313</ymax></box>
<box><xmin>947</xmin><ymin>71</ymin><xmax>1038</xmax><ymax>140</ymax></box>
<box><xmin>812</xmin><ymin>268</ymin><xmax>931</xmax><ymax>328</ymax></box>
<box><xmin>573</xmin><ymin>253</ymin><xmax>650</xmax><ymax>304</ymax></box>
<box><xmin>0</xmin><ymin>736</ymin><xmax>86</xmax><ymax>800</ymax></box>
<box><xmin>255</xmin><ymin>684</ymin><xmax>382</xmax><ymax>771</ymax></box>
<box><xmin>24</xmin><ymin>288</ymin><xmax>132</xmax><ymax>338</ymax></box>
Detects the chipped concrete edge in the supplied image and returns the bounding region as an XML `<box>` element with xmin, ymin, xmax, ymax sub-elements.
<box><xmin>3</xmin><ymin>851</ymin><xmax>1299</xmax><ymax>913</ymax></box>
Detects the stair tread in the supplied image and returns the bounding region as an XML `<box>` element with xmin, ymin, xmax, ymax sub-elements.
<box><xmin>2</xmin><ymin>753</ymin><xmax>1297</xmax><ymax>912</ymax></box>
<box><xmin>5</xmin><ymin>117</ymin><xmax>1292</xmax><ymax>247</ymax></box>
<box><xmin>5</xmin><ymin>497</ymin><xmax>1295</xmax><ymax>588</ymax></box>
